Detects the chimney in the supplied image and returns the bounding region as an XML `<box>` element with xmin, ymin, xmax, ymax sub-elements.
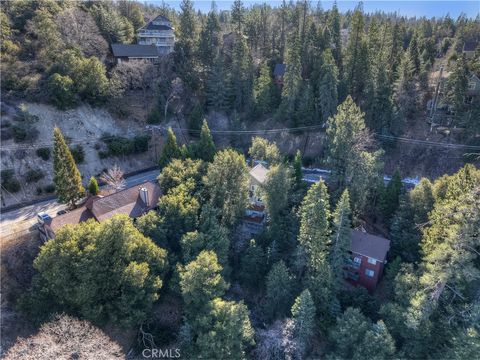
<box><xmin>139</xmin><ymin>187</ymin><xmax>149</xmax><ymax>207</ymax></box>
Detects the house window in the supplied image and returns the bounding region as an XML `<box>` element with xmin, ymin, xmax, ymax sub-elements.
<box><xmin>365</xmin><ymin>269</ymin><xmax>375</xmax><ymax>277</ymax></box>
<box><xmin>367</xmin><ymin>257</ymin><xmax>377</xmax><ymax>265</ymax></box>
<box><xmin>250</xmin><ymin>185</ymin><xmax>256</xmax><ymax>191</ymax></box>
<box><xmin>353</xmin><ymin>257</ymin><xmax>362</xmax><ymax>264</ymax></box>
<box><xmin>468</xmin><ymin>82</ymin><xmax>475</xmax><ymax>90</ymax></box>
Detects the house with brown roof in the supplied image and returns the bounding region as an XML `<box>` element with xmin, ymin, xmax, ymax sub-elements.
<box><xmin>344</xmin><ymin>230</ymin><xmax>391</xmax><ymax>291</ymax></box>
<box><xmin>38</xmin><ymin>181</ymin><xmax>161</xmax><ymax>241</ymax></box>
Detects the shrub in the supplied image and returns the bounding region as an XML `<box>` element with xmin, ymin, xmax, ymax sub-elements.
<box><xmin>25</xmin><ymin>169</ymin><xmax>45</xmax><ymax>183</ymax></box>
<box><xmin>36</xmin><ymin>147</ymin><xmax>51</xmax><ymax>161</ymax></box>
<box><xmin>12</xmin><ymin>124</ymin><xmax>39</xmax><ymax>143</ymax></box>
<box><xmin>47</xmin><ymin>73</ymin><xmax>76</xmax><ymax>109</ymax></box>
<box><xmin>88</xmin><ymin>177</ymin><xmax>99</xmax><ymax>195</ymax></box>
<box><xmin>1</xmin><ymin>170</ymin><xmax>21</xmax><ymax>193</ymax></box>
<box><xmin>132</xmin><ymin>134</ymin><xmax>150</xmax><ymax>153</ymax></box>
<box><xmin>36</xmin><ymin>187</ymin><xmax>43</xmax><ymax>195</ymax></box>
<box><xmin>44</xmin><ymin>184</ymin><xmax>56</xmax><ymax>193</ymax></box>
<box><xmin>147</xmin><ymin>108</ymin><xmax>162</xmax><ymax>124</ymax></box>
<box><xmin>70</xmin><ymin>145</ymin><xmax>85</xmax><ymax>164</ymax></box>
<box><xmin>100</xmin><ymin>133</ymin><xmax>150</xmax><ymax>157</ymax></box>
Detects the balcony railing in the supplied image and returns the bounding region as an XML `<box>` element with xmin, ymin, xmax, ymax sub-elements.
<box><xmin>345</xmin><ymin>259</ymin><xmax>361</xmax><ymax>269</ymax></box>
<box><xmin>345</xmin><ymin>271</ymin><xmax>360</xmax><ymax>281</ymax></box>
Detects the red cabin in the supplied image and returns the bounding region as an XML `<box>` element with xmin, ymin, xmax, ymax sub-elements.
<box><xmin>345</xmin><ymin>230</ymin><xmax>391</xmax><ymax>292</ymax></box>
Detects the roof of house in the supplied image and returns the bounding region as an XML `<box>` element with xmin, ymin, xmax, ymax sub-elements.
<box><xmin>48</xmin><ymin>207</ymin><xmax>95</xmax><ymax>232</ymax></box>
<box><xmin>89</xmin><ymin>181</ymin><xmax>161</xmax><ymax>222</ymax></box>
<box><xmin>45</xmin><ymin>181</ymin><xmax>161</xmax><ymax>233</ymax></box>
<box><xmin>350</xmin><ymin>230</ymin><xmax>391</xmax><ymax>262</ymax></box>
<box><xmin>139</xmin><ymin>15</ymin><xmax>173</xmax><ymax>31</ymax></box>
<box><xmin>249</xmin><ymin>163</ymin><xmax>269</xmax><ymax>184</ymax></box>
<box><xmin>111</xmin><ymin>44</ymin><xmax>160</xmax><ymax>58</ymax></box>
<box><xmin>274</xmin><ymin>63</ymin><xmax>286</xmax><ymax>77</ymax></box>
<box><xmin>464</xmin><ymin>41</ymin><xmax>478</xmax><ymax>52</ymax></box>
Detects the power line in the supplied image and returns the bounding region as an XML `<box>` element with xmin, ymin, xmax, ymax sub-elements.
<box><xmin>2</xmin><ymin>124</ymin><xmax>480</xmax><ymax>151</ymax></box>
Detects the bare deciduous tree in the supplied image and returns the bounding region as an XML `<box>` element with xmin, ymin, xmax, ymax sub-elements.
<box><xmin>100</xmin><ymin>165</ymin><xmax>126</xmax><ymax>191</ymax></box>
<box><xmin>111</xmin><ymin>61</ymin><xmax>159</xmax><ymax>101</ymax></box>
<box><xmin>4</xmin><ymin>314</ymin><xmax>124</xmax><ymax>360</ymax></box>
<box><xmin>164</xmin><ymin>77</ymin><xmax>183</xmax><ymax>121</ymax></box>
<box><xmin>56</xmin><ymin>9</ymin><xmax>108</xmax><ymax>58</ymax></box>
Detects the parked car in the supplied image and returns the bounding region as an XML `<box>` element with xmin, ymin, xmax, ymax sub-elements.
<box><xmin>37</xmin><ymin>212</ymin><xmax>52</xmax><ymax>224</ymax></box>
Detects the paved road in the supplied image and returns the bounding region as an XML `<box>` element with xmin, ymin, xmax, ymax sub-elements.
<box><xmin>0</xmin><ymin>170</ymin><xmax>159</xmax><ymax>240</ymax></box>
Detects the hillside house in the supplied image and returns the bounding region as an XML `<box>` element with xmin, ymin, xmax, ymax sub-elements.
<box><xmin>38</xmin><ymin>181</ymin><xmax>161</xmax><ymax>241</ymax></box>
<box><xmin>467</xmin><ymin>73</ymin><xmax>480</xmax><ymax>101</ymax></box>
<box><xmin>463</xmin><ymin>41</ymin><xmax>478</xmax><ymax>59</ymax></box>
<box><xmin>137</xmin><ymin>15</ymin><xmax>175</xmax><ymax>55</ymax></box>
<box><xmin>243</xmin><ymin>163</ymin><xmax>269</xmax><ymax>235</ymax></box>
<box><xmin>344</xmin><ymin>230</ymin><xmax>391</xmax><ymax>292</ymax></box>
<box><xmin>273</xmin><ymin>64</ymin><xmax>286</xmax><ymax>87</ymax></box>
<box><xmin>111</xmin><ymin>44</ymin><xmax>161</xmax><ymax>64</ymax></box>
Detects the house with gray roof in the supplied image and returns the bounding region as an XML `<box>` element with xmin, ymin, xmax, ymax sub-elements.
<box><xmin>111</xmin><ymin>44</ymin><xmax>161</xmax><ymax>63</ymax></box>
<box><xmin>137</xmin><ymin>15</ymin><xmax>175</xmax><ymax>55</ymax></box>
<box><xmin>38</xmin><ymin>181</ymin><xmax>161</xmax><ymax>241</ymax></box>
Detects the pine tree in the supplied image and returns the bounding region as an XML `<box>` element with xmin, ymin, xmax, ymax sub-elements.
<box><xmin>325</xmin><ymin>97</ymin><xmax>382</xmax><ymax>212</ymax></box>
<box><xmin>159</xmin><ymin>127</ymin><xmax>182</xmax><ymax>169</ymax></box>
<box><xmin>295</xmin><ymin>81</ymin><xmax>315</xmax><ymax>127</ymax></box>
<box><xmin>407</xmin><ymin>31</ymin><xmax>421</xmax><ymax>75</ymax></box>
<box><xmin>254</xmin><ymin>62</ymin><xmax>275</xmax><ymax>115</ymax></box>
<box><xmin>380</xmin><ymin>169</ymin><xmax>403</xmax><ymax>223</ymax></box>
<box><xmin>298</xmin><ymin>180</ymin><xmax>331</xmax><ymax>271</ymax></box>
<box><xmin>265</xmin><ymin>261</ymin><xmax>295</xmax><ymax>319</ymax></box>
<box><xmin>330</xmin><ymin>189</ymin><xmax>351</xmax><ymax>289</ymax></box>
<box><xmin>318</xmin><ymin>49</ymin><xmax>339</xmax><ymax>123</ymax></box>
<box><xmin>198</xmin><ymin>5</ymin><xmax>221</xmax><ymax>67</ymax></box>
<box><xmin>291</xmin><ymin>289</ymin><xmax>316</xmax><ymax>354</ymax></box>
<box><xmin>279</xmin><ymin>33</ymin><xmax>302</xmax><ymax>122</ymax></box>
<box><xmin>206</xmin><ymin>56</ymin><xmax>226</xmax><ymax>110</ymax></box>
<box><xmin>229</xmin><ymin>33</ymin><xmax>253</xmax><ymax>111</ymax></box>
<box><xmin>293</xmin><ymin>150</ymin><xmax>303</xmax><ymax>187</ymax></box>
<box><xmin>393</xmin><ymin>51</ymin><xmax>417</xmax><ymax>133</ymax></box>
<box><xmin>231</xmin><ymin>0</ymin><xmax>245</xmax><ymax>33</ymax></box>
<box><xmin>88</xmin><ymin>176</ymin><xmax>99</xmax><ymax>196</ymax></box>
<box><xmin>446</xmin><ymin>55</ymin><xmax>469</xmax><ymax>126</ymax></box>
<box><xmin>262</xmin><ymin>164</ymin><xmax>292</xmax><ymax>224</ymax></box>
<box><xmin>327</xmin><ymin>2</ymin><xmax>342</xmax><ymax>72</ymax></box>
<box><xmin>344</xmin><ymin>5</ymin><xmax>369</xmax><ymax>102</ymax></box>
<box><xmin>52</xmin><ymin>127</ymin><xmax>85</xmax><ymax>207</ymax></box>
<box><xmin>239</xmin><ymin>239</ymin><xmax>267</xmax><ymax>288</ymax></box>
<box><xmin>195</xmin><ymin>120</ymin><xmax>216</xmax><ymax>162</ymax></box>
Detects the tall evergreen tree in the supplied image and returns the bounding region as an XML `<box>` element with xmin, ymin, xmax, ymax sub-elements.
<box><xmin>229</xmin><ymin>33</ymin><xmax>253</xmax><ymax>111</ymax></box>
<box><xmin>198</xmin><ymin>5</ymin><xmax>221</xmax><ymax>67</ymax></box>
<box><xmin>206</xmin><ymin>56</ymin><xmax>226</xmax><ymax>110</ymax></box>
<box><xmin>344</xmin><ymin>5</ymin><xmax>369</xmax><ymax>102</ymax></box>
<box><xmin>231</xmin><ymin>0</ymin><xmax>245</xmax><ymax>33</ymax></box>
<box><xmin>318</xmin><ymin>49</ymin><xmax>339</xmax><ymax>123</ymax></box>
<box><xmin>327</xmin><ymin>2</ymin><xmax>342</xmax><ymax>72</ymax></box>
<box><xmin>330</xmin><ymin>189</ymin><xmax>351</xmax><ymax>289</ymax></box>
<box><xmin>262</xmin><ymin>164</ymin><xmax>292</xmax><ymax>224</ymax></box>
<box><xmin>298</xmin><ymin>180</ymin><xmax>331</xmax><ymax>271</ymax></box>
<box><xmin>52</xmin><ymin>127</ymin><xmax>85</xmax><ymax>207</ymax></box>
<box><xmin>158</xmin><ymin>127</ymin><xmax>182</xmax><ymax>169</ymax></box>
<box><xmin>393</xmin><ymin>51</ymin><xmax>417</xmax><ymax>134</ymax></box>
<box><xmin>279</xmin><ymin>33</ymin><xmax>302</xmax><ymax>122</ymax></box>
<box><xmin>254</xmin><ymin>62</ymin><xmax>275</xmax><ymax>115</ymax></box>
<box><xmin>265</xmin><ymin>261</ymin><xmax>295</xmax><ymax>319</ymax></box>
<box><xmin>325</xmin><ymin>97</ymin><xmax>383</xmax><ymax>212</ymax></box>
<box><xmin>291</xmin><ymin>289</ymin><xmax>316</xmax><ymax>355</ymax></box>
<box><xmin>446</xmin><ymin>55</ymin><xmax>469</xmax><ymax>127</ymax></box>
<box><xmin>293</xmin><ymin>150</ymin><xmax>303</xmax><ymax>187</ymax></box>
<box><xmin>87</xmin><ymin>176</ymin><xmax>99</xmax><ymax>196</ymax></box>
<box><xmin>194</xmin><ymin>120</ymin><xmax>216</xmax><ymax>162</ymax></box>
